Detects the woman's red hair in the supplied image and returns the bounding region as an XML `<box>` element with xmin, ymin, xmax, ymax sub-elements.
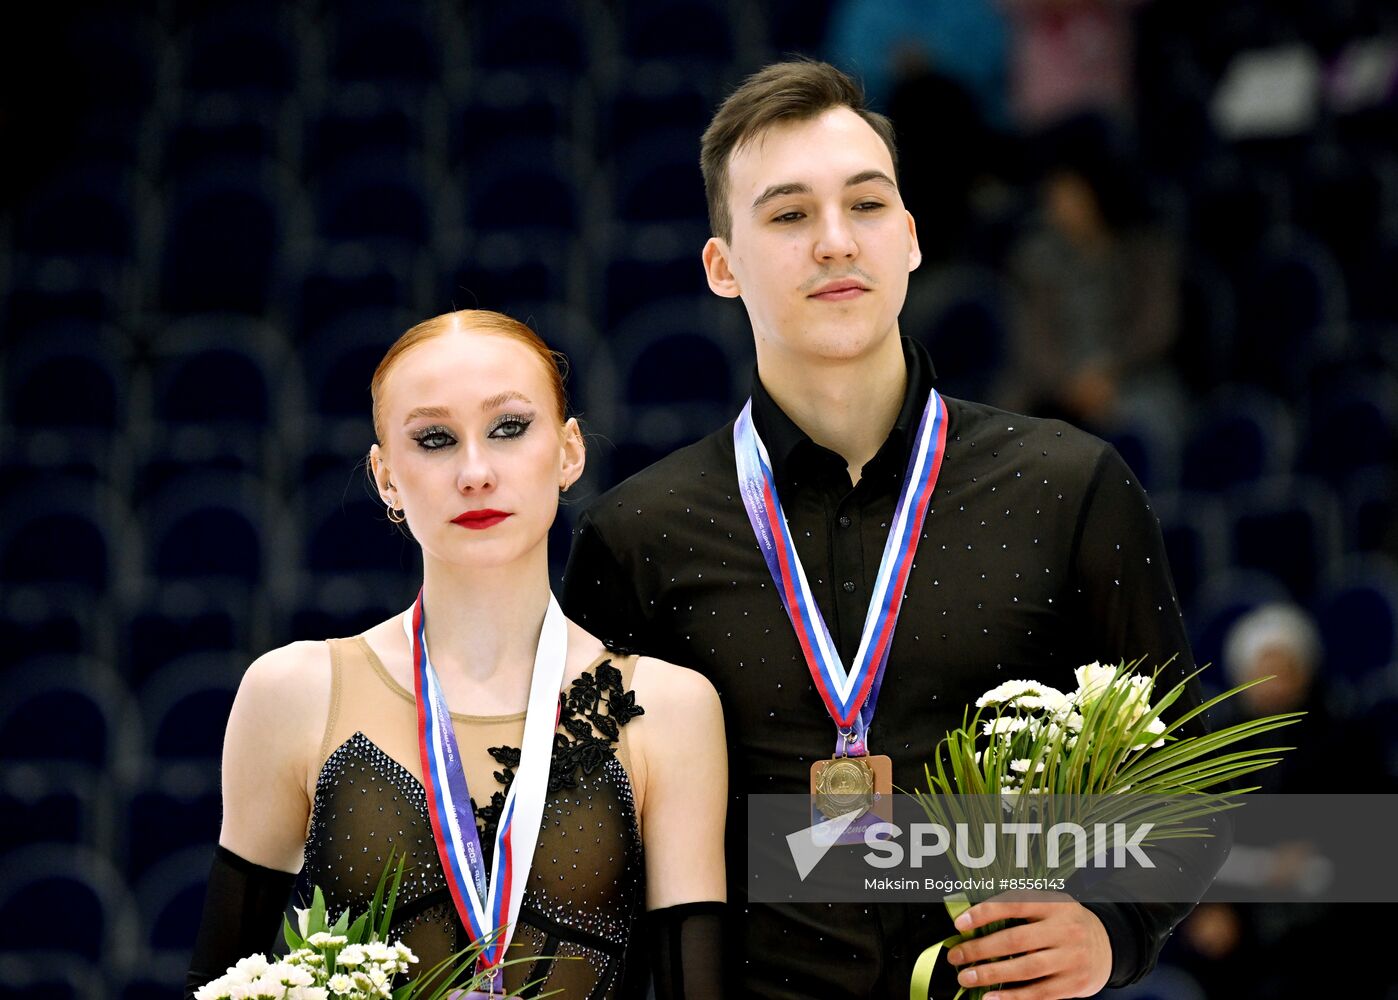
<box><xmin>370</xmin><ymin>310</ymin><xmax>569</xmax><ymax>445</ymax></box>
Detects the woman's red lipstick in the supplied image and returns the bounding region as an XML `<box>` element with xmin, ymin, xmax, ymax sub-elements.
<box><xmin>452</xmin><ymin>509</ymin><xmax>511</xmax><ymax>530</ymax></box>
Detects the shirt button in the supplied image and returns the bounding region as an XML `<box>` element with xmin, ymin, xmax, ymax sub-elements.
<box><xmin>842</xmin><ymin>581</ymin><xmax>856</xmax><ymax>593</ymax></box>
<box><xmin>838</xmin><ymin>515</ymin><xmax>851</xmax><ymax>528</ymax></box>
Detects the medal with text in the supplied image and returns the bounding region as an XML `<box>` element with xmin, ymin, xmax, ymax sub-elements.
<box><xmin>407</xmin><ymin>590</ymin><xmax>567</xmax><ymax>999</ymax></box>
<box><xmin>736</xmin><ymin>390</ymin><xmax>948</xmax><ymax>843</ymax></box>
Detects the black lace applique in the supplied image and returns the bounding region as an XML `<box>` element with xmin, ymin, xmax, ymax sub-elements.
<box><xmin>475</xmin><ymin>660</ymin><xmax>644</xmax><ymax>843</ymax></box>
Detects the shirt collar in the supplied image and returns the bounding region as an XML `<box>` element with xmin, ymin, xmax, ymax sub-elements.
<box><xmin>748</xmin><ymin>336</ymin><xmax>938</xmax><ymax>487</ymax></box>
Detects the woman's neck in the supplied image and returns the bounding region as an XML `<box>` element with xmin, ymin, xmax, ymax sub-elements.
<box><xmin>415</xmin><ymin>547</ymin><xmax>554</xmax><ymax>711</ymax></box>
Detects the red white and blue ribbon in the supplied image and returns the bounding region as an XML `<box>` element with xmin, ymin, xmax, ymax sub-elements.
<box><xmin>734</xmin><ymin>389</ymin><xmax>948</xmax><ymax>755</ymax></box>
<box><xmin>405</xmin><ymin>591</ymin><xmax>567</xmax><ymax>992</ymax></box>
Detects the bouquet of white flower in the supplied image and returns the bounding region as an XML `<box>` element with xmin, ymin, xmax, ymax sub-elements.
<box><xmin>193</xmin><ymin>856</ymin><xmax>529</xmax><ymax>1000</ymax></box>
<box><xmin>910</xmin><ymin>659</ymin><xmax>1303</xmax><ymax>1000</ymax></box>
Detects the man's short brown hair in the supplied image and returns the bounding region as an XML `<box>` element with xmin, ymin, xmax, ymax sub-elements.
<box><xmin>700</xmin><ymin>59</ymin><xmax>898</xmax><ymax>242</ymax></box>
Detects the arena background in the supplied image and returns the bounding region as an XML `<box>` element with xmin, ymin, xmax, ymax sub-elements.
<box><xmin>1</xmin><ymin>1</ymin><xmax>1396</xmax><ymax>997</ymax></box>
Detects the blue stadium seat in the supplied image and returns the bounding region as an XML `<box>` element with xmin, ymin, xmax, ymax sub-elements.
<box><xmin>903</xmin><ymin>266</ymin><xmax>1012</xmax><ymax>406</ymax></box>
<box><xmin>440</xmin><ymin>232</ymin><xmax>574</xmax><ymax>313</ymax></box>
<box><xmin>0</xmin><ymin>765</ymin><xmax>97</xmax><ymax>852</ymax></box>
<box><xmin>1188</xmin><ymin>569</ymin><xmax>1293</xmax><ymax>686</ymax></box>
<box><xmin>1360</xmin><ymin>691</ymin><xmax>1398</xmax><ymax>780</ymax></box>
<box><xmin>143</xmin><ymin>470</ymin><xmax>270</xmax><ymax>585</ymax></box>
<box><xmin>3</xmin><ymin>327</ymin><xmax>127</xmax><ymax>432</ymax></box>
<box><xmin>14</xmin><ymin>160</ymin><xmax>136</xmax><ymax>262</ymax></box>
<box><xmin>465</xmin><ymin>156</ymin><xmax>581</xmax><ymax>238</ymax></box>
<box><xmin>1174</xmin><ymin>258</ymin><xmax>1237</xmax><ymax>393</ymax></box>
<box><xmin>602</xmin><ymin>239</ymin><xmax>707</xmax><ymax>328</ymax></box>
<box><xmin>0</xmin><ymin>474</ymin><xmax>122</xmax><ymax>595</ymax></box>
<box><xmin>454</xmin><ymin>75</ymin><xmax>573</xmax><ymax>155</ymax></box>
<box><xmin>147</xmin><ymin>318</ymin><xmax>290</xmax><ymax>467</ymax></box>
<box><xmin>161</xmin><ymin>164</ymin><xmax>287</xmax><ymax>314</ymax></box>
<box><xmin>139</xmin><ymin>657</ymin><xmax>242</xmax><ymax>764</ymax></box>
<box><xmin>0</xmin><ymin>846</ymin><xmax>139</xmax><ymax>964</ymax></box>
<box><xmin>471</xmin><ymin>3</ymin><xmax>594</xmax><ymax>78</ymax></box>
<box><xmin>122</xmin><ymin>585</ymin><xmax>252</xmax><ymax>688</ymax></box>
<box><xmin>304</xmin><ymin>92</ymin><xmax>427</xmax><ymax>177</ymax></box>
<box><xmin>509</xmin><ymin>303</ymin><xmax>604</xmax><ymax>419</ymax></box>
<box><xmin>1228</xmin><ymin>477</ymin><xmax>1342</xmax><ymax>603</ymax></box>
<box><xmin>1234</xmin><ymin>233</ymin><xmax>1347</xmax><ymax>393</ymax></box>
<box><xmin>299</xmin><ymin>467</ymin><xmax>419</xmax><ymax>576</ymax></box>
<box><xmin>163</xmin><ymin>103</ymin><xmax>282</xmax><ymax>178</ymax></box>
<box><xmin>134</xmin><ymin>847</ymin><xmax>224</xmax><ymax>960</ymax></box>
<box><xmin>1187</xmin><ymin>154</ymin><xmax>1276</xmax><ymax>270</ymax></box>
<box><xmin>0</xmin><ymin>659</ymin><xmax>135</xmax><ymax>771</ymax></box>
<box><xmin>284</xmin><ymin>576</ymin><xmax>414</xmax><ymax>644</ymax></box>
<box><xmin>329</xmin><ymin>2</ymin><xmax>441</xmax><ymax>92</ymax></box>
<box><xmin>0</xmin><ymin>956</ymin><xmax>104</xmax><ymax>1000</ymax></box>
<box><xmin>3</xmin><ymin>259</ymin><xmax>126</xmax><ymax>343</ymax></box>
<box><xmin>612</xmin><ymin>130</ymin><xmax>708</xmax><ymax>226</ymax></box>
<box><xmin>1181</xmin><ymin>389</ymin><xmax>1294</xmax><ymax>493</ymax></box>
<box><xmin>1312</xmin><ymin>555</ymin><xmax>1398</xmax><ymax>686</ymax></box>
<box><xmin>317</xmin><ymin>153</ymin><xmax>434</xmax><ymax>248</ymax></box>
<box><xmin>1103</xmin><ymin>409</ymin><xmax>1182</xmax><ymax>496</ymax></box>
<box><xmin>622</xmin><ymin>1</ymin><xmax>735</xmax><ymax>72</ymax></box>
<box><xmin>182</xmin><ymin>10</ymin><xmax>299</xmax><ymax>98</ymax></box>
<box><xmin>301</xmin><ymin>309</ymin><xmax>406</xmax><ymax>426</ymax></box>
<box><xmin>1152</xmin><ymin>492</ymin><xmax>1228</xmax><ymax>617</ymax></box>
<box><xmin>122</xmin><ymin>776</ymin><xmax>222</xmax><ymax>879</ymax></box>
<box><xmin>601</xmin><ymin>71</ymin><xmax>718</xmax><ymax>149</ymax></box>
<box><xmin>5</xmin><ymin>585</ymin><xmax>105</xmax><ymax>663</ymax></box>
<box><xmin>60</xmin><ymin>11</ymin><xmax>159</xmax><ymax>119</ymax></box>
<box><xmin>614</xmin><ymin>302</ymin><xmax>743</xmax><ymax>410</ymax></box>
<box><xmin>1343</xmin><ymin>467</ymin><xmax>1394</xmax><ymax>554</ymax></box>
<box><xmin>293</xmin><ymin>249</ymin><xmax>416</xmax><ymax>340</ymax></box>
<box><xmin>1299</xmin><ymin>370</ymin><xmax>1398</xmax><ymax>483</ymax></box>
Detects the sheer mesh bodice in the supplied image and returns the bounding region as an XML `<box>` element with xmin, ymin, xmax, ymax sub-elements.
<box><xmin>301</xmin><ymin>637</ymin><xmax>647</xmax><ymax>999</ymax></box>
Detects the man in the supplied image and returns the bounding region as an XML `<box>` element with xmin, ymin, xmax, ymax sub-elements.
<box><xmin>564</xmin><ymin>60</ymin><xmax>1222</xmax><ymax>998</ymax></box>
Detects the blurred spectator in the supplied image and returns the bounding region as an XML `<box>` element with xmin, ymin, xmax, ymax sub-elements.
<box><xmin>1004</xmin><ymin>117</ymin><xmax>1180</xmax><ymax>430</ymax></box>
<box><xmin>1003</xmin><ymin>0</ymin><xmax>1142</xmax><ymax>130</ymax></box>
<box><xmin>1218</xmin><ymin>602</ymin><xmax>1388</xmax><ymax>794</ymax></box>
<box><xmin>1168</xmin><ymin>602</ymin><xmax>1393</xmax><ymax>999</ymax></box>
<box><xmin>823</xmin><ymin>0</ymin><xmax>1009</xmax><ymax>123</ymax></box>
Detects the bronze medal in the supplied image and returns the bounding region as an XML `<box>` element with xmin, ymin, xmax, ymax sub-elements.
<box><xmin>813</xmin><ymin>755</ymin><xmax>875</xmax><ymax>819</ymax></box>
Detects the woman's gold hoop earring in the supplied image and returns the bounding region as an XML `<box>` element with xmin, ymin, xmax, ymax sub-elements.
<box><xmin>387</xmin><ymin>504</ymin><xmax>405</xmax><ymax>524</ymax></box>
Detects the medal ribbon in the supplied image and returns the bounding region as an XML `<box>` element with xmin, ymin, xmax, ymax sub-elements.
<box><xmin>405</xmin><ymin>590</ymin><xmax>567</xmax><ymax>986</ymax></box>
<box><xmin>734</xmin><ymin>389</ymin><xmax>948</xmax><ymax>754</ymax></box>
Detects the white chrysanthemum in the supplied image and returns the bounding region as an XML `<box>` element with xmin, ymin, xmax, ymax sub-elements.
<box><xmin>976</xmin><ymin>678</ymin><xmax>1066</xmax><ymax>708</ymax></box>
<box><xmin>338</xmin><ymin>944</ymin><xmax>367</xmax><ymax>967</ymax></box>
<box><xmin>981</xmin><ymin>716</ymin><xmax>1030</xmax><ymax>738</ymax></box>
<box><xmin>394</xmin><ymin>941</ymin><xmax>417</xmax><ymax>964</ymax></box>
<box><xmin>327</xmin><ymin>973</ymin><xmax>353</xmax><ymax>994</ymax></box>
<box><xmin>232</xmin><ymin>955</ymin><xmax>272</xmax><ymax>977</ymax></box>
<box><xmin>1009</xmin><ymin>758</ymin><xmax>1046</xmax><ymax>774</ymax></box>
<box><xmin>277</xmin><ymin>964</ymin><xmax>316</xmax><ymax>988</ymax></box>
<box><xmin>365</xmin><ymin>941</ymin><xmax>398</xmax><ymax>964</ymax></box>
<box><xmin>366</xmin><ymin>963</ymin><xmax>393</xmax><ymax>999</ymax></box>
<box><xmin>306</xmin><ymin>932</ymin><xmax>346</xmax><ymax>948</ymax></box>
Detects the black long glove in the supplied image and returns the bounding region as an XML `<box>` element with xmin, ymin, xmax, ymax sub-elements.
<box><xmin>185</xmin><ymin>845</ymin><xmax>297</xmax><ymax>998</ymax></box>
<box><xmin>649</xmin><ymin>900</ymin><xmax>726</xmax><ymax>1000</ymax></box>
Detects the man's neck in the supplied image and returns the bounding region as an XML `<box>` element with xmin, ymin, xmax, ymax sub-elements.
<box><xmin>756</xmin><ymin>333</ymin><xmax>908</xmax><ymax>485</ymax></box>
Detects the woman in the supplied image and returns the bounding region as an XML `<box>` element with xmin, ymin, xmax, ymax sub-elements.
<box><xmin>187</xmin><ymin>310</ymin><xmax>727</xmax><ymax>997</ymax></box>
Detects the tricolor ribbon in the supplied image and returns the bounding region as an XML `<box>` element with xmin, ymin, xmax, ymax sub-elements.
<box><xmin>406</xmin><ymin>590</ymin><xmax>567</xmax><ymax>991</ymax></box>
<box><xmin>734</xmin><ymin>389</ymin><xmax>948</xmax><ymax>754</ymax></box>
